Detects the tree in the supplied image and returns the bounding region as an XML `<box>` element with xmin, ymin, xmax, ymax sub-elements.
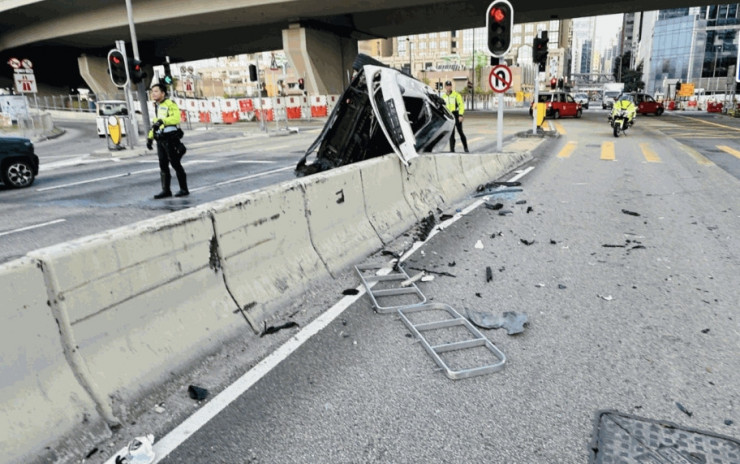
<box><xmin>613</xmin><ymin>52</ymin><xmax>645</xmax><ymax>92</ymax></box>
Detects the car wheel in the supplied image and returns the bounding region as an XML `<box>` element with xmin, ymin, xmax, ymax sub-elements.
<box><xmin>553</xmin><ymin>110</ymin><xmax>560</xmax><ymax>119</ymax></box>
<box><xmin>584</xmin><ymin>103</ymin><xmax>589</xmax><ymax>110</ymax></box>
<box><xmin>576</xmin><ymin>109</ymin><xmax>582</xmax><ymax>119</ymax></box>
<box><xmin>1</xmin><ymin>159</ymin><xmax>35</xmax><ymax>188</ymax></box>
<box><xmin>656</xmin><ymin>107</ymin><xmax>664</xmax><ymax>116</ymax></box>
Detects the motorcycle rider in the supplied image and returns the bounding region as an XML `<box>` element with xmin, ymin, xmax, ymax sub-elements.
<box><xmin>610</xmin><ymin>93</ymin><xmax>637</xmax><ymax>127</ymax></box>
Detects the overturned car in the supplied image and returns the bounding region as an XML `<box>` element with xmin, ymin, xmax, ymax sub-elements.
<box><xmin>295</xmin><ymin>56</ymin><xmax>455</xmax><ymax>176</ymax></box>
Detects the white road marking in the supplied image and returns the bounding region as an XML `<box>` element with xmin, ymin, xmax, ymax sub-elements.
<box><xmin>0</xmin><ymin>218</ymin><xmax>66</xmax><ymax>238</ymax></box>
<box><xmin>189</xmin><ymin>165</ymin><xmax>295</xmax><ymax>193</ymax></box>
<box><xmin>36</xmin><ymin>168</ymin><xmax>161</xmax><ymax>192</ymax></box>
<box><xmin>40</xmin><ymin>158</ymin><xmax>109</xmax><ymax>172</ymax></box>
<box><xmin>129</xmin><ymin>165</ymin><xmax>536</xmax><ymax>464</ymax></box>
<box><xmin>235</xmin><ymin>160</ymin><xmax>276</xmax><ymax>164</ymax></box>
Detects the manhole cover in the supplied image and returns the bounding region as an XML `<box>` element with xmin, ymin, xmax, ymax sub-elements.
<box><xmin>590</xmin><ymin>410</ymin><xmax>740</xmax><ymax>464</ymax></box>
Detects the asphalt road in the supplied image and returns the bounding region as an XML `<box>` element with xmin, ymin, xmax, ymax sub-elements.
<box><xmin>0</xmin><ymin>111</ymin><xmax>531</xmax><ymax>263</ymax></box>
<box><xmin>93</xmin><ymin>108</ymin><xmax>737</xmax><ymax>464</ymax></box>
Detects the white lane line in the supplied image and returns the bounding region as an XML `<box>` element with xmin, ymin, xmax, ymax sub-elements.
<box><xmin>125</xmin><ymin>165</ymin><xmax>535</xmax><ymax>464</ymax></box>
<box><xmin>36</xmin><ymin>168</ymin><xmax>161</xmax><ymax>192</ymax></box>
<box><xmin>235</xmin><ymin>160</ymin><xmax>276</xmax><ymax>164</ymax></box>
<box><xmin>189</xmin><ymin>165</ymin><xmax>295</xmax><ymax>193</ymax></box>
<box><xmin>0</xmin><ymin>218</ymin><xmax>66</xmax><ymax>238</ymax></box>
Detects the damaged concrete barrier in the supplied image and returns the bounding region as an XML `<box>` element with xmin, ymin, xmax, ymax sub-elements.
<box><xmin>359</xmin><ymin>155</ymin><xmax>420</xmax><ymax>244</ymax></box>
<box><xmin>0</xmin><ymin>258</ymin><xmax>104</xmax><ymax>464</ymax></box>
<box><xmin>209</xmin><ymin>179</ymin><xmax>330</xmax><ymax>329</ymax></box>
<box><xmin>402</xmin><ymin>154</ymin><xmax>448</xmax><ymax>218</ymax></box>
<box><xmin>27</xmin><ymin>208</ymin><xmax>242</xmax><ymax>422</ymax></box>
<box><xmin>433</xmin><ymin>154</ymin><xmax>475</xmax><ymax>205</ymax></box>
<box><xmin>459</xmin><ymin>154</ymin><xmax>494</xmax><ymax>187</ymax></box>
<box><xmin>300</xmin><ymin>163</ymin><xmax>384</xmax><ymax>275</ymax></box>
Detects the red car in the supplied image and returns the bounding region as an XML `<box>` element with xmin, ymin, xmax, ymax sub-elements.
<box><xmin>624</xmin><ymin>92</ymin><xmax>664</xmax><ymax>116</ymax></box>
<box><xmin>529</xmin><ymin>91</ymin><xmax>582</xmax><ymax>119</ymax></box>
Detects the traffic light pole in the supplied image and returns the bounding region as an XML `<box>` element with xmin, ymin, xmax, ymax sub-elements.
<box><xmin>125</xmin><ymin>0</ymin><xmax>151</xmax><ymax>139</ymax></box>
<box><xmin>533</xmin><ymin>74</ymin><xmax>540</xmax><ymax>135</ymax></box>
<box><xmin>116</xmin><ymin>40</ymin><xmax>138</xmax><ymax>148</ymax></box>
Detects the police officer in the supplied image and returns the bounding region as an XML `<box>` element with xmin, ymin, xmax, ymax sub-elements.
<box><xmin>442</xmin><ymin>80</ymin><xmax>469</xmax><ymax>153</ymax></box>
<box><xmin>147</xmin><ymin>83</ymin><xmax>188</xmax><ymax>199</ymax></box>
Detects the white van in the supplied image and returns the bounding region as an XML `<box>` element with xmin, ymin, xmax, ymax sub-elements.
<box><xmin>96</xmin><ymin>100</ymin><xmax>129</xmax><ymax>137</ymax></box>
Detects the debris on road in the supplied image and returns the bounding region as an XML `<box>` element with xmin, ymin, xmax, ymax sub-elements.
<box><xmin>85</xmin><ymin>447</ymin><xmax>99</xmax><ymax>459</ymax></box>
<box><xmin>467</xmin><ymin>310</ymin><xmax>529</xmax><ymax>335</ymax></box>
<box><xmin>558</xmin><ymin>284</ymin><xmax>567</xmax><ymax>289</ymax></box>
<box><xmin>421</xmin><ymin>274</ymin><xmax>435</xmax><ymax>282</ymax></box>
<box><xmin>520</xmin><ymin>239</ymin><xmax>535</xmax><ymax>246</ymax></box>
<box><xmin>153</xmin><ymin>403</ymin><xmax>165</xmax><ymax>414</ymax></box>
<box><xmin>621</xmin><ymin>209</ymin><xmax>641</xmax><ymax>217</ymax></box>
<box><xmin>260</xmin><ymin>321</ymin><xmax>299</xmax><ymax>337</ymax></box>
<box><xmin>475</xmin><ymin>240</ymin><xmax>484</xmax><ymax>249</ymax></box>
<box><xmin>550</xmin><ymin>239</ymin><xmax>557</xmax><ymax>245</ymax></box>
<box><xmin>401</xmin><ymin>271</ymin><xmax>425</xmax><ymax>287</ymax></box>
<box><xmin>486</xmin><ymin>266</ymin><xmax>493</xmax><ymax>282</ymax></box>
<box><xmin>408</xmin><ymin>266</ymin><xmax>456</xmax><ymax>278</ymax></box>
<box><xmin>415</xmin><ymin>213</ymin><xmax>437</xmax><ymax>242</ymax></box>
<box><xmin>342</xmin><ymin>288</ymin><xmax>360</xmax><ymax>296</ymax></box>
<box><xmin>726</xmin><ymin>419</ymin><xmax>734</xmax><ymax>426</ymax></box>
<box><xmin>675</xmin><ymin>402</ymin><xmax>693</xmax><ymax>417</ymax></box>
<box><xmin>439</xmin><ymin>213</ymin><xmax>454</xmax><ymax>221</ymax></box>
<box><xmin>598</xmin><ymin>294</ymin><xmax>614</xmax><ymax>301</ymax></box>
<box><xmin>701</xmin><ymin>328</ymin><xmax>710</xmax><ymax>334</ymax></box>
<box><xmin>491</xmin><ymin>231</ymin><xmax>503</xmax><ymax>238</ymax></box>
<box><xmin>526</xmin><ymin>206</ymin><xmax>534</xmax><ymax>213</ymax></box>
<box><xmin>188</xmin><ymin>385</ymin><xmax>209</xmax><ymax>401</ymax></box>
<box><xmin>448</xmin><ymin>261</ymin><xmax>456</xmax><ymax>267</ymax></box>
<box><xmin>535</xmin><ymin>283</ymin><xmax>545</xmax><ymax>288</ymax></box>
<box><xmin>515</xmin><ymin>200</ymin><xmax>527</xmax><ymax>205</ymax></box>
<box><xmin>485</xmin><ymin>202</ymin><xmax>504</xmax><ymax>211</ymax></box>
<box><xmin>498</xmin><ymin>210</ymin><xmax>513</xmax><ymax>216</ymax></box>
<box><xmin>114</xmin><ymin>434</ymin><xmax>156</xmax><ymax>464</ymax></box>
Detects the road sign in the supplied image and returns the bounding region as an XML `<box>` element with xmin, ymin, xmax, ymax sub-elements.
<box><xmin>21</xmin><ymin>58</ymin><xmax>33</xmax><ymax>69</ymax></box>
<box><xmin>13</xmin><ymin>71</ymin><xmax>37</xmax><ymax>93</ymax></box>
<box><xmin>677</xmin><ymin>82</ymin><xmax>695</xmax><ymax>97</ymax></box>
<box><xmin>489</xmin><ymin>65</ymin><xmax>512</xmax><ymax>93</ymax></box>
<box><xmin>7</xmin><ymin>57</ymin><xmax>20</xmax><ymax>69</ymax></box>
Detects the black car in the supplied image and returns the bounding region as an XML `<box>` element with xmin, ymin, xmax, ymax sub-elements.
<box><xmin>0</xmin><ymin>136</ymin><xmax>39</xmax><ymax>188</ymax></box>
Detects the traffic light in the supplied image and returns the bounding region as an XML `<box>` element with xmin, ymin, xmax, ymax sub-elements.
<box><xmin>550</xmin><ymin>77</ymin><xmax>557</xmax><ymax>89</ymax></box>
<box><xmin>486</xmin><ymin>0</ymin><xmax>513</xmax><ymax>58</ymax></box>
<box><xmin>163</xmin><ymin>62</ymin><xmax>173</xmax><ymax>86</ymax></box>
<box><xmin>533</xmin><ymin>32</ymin><xmax>549</xmax><ymax>72</ymax></box>
<box><xmin>298</xmin><ymin>78</ymin><xmax>305</xmax><ymax>90</ymax></box>
<box><xmin>249</xmin><ymin>64</ymin><xmax>258</xmax><ymax>82</ymax></box>
<box><xmin>107</xmin><ymin>49</ymin><xmax>128</xmax><ymax>87</ymax></box>
<box><xmin>676</xmin><ymin>81</ymin><xmax>682</xmax><ymax>91</ymax></box>
<box><xmin>129</xmin><ymin>59</ymin><xmax>146</xmax><ymax>84</ymax></box>
<box><xmin>467</xmin><ymin>81</ymin><xmax>473</xmax><ymax>92</ymax></box>
<box><xmin>558</xmin><ymin>78</ymin><xmax>564</xmax><ymax>89</ymax></box>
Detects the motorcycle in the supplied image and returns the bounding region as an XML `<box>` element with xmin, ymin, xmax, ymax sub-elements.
<box><xmin>609</xmin><ymin>108</ymin><xmax>633</xmax><ymax>137</ymax></box>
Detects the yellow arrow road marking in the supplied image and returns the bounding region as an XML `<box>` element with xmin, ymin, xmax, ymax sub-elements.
<box><xmin>554</xmin><ymin>122</ymin><xmax>566</xmax><ymax>135</ymax></box>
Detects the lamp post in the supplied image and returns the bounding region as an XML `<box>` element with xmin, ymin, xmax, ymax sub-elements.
<box><xmin>407</xmin><ymin>37</ymin><xmax>412</xmax><ymax>77</ymax></box>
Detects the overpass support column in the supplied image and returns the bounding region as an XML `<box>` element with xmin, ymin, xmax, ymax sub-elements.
<box><xmin>282</xmin><ymin>24</ymin><xmax>357</xmax><ymax>95</ymax></box>
<box><xmin>78</xmin><ymin>55</ymin><xmax>122</xmax><ymax>99</ymax></box>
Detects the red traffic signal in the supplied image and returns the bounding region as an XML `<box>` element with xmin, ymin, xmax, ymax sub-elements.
<box><xmin>486</xmin><ymin>0</ymin><xmax>513</xmax><ymax>58</ymax></box>
<box><xmin>129</xmin><ymin>59</ymin><xmax>146</xmax><ymax>84</ymax></box>
<box><xmin>107</xmin><ymin>49</ymin><xmax>129</xmax><ymax>87</ymax></box>
<box><xmin>298</xmin><ymin>78</ymin><xmax>305</xmax><ymax>90</ymax></box>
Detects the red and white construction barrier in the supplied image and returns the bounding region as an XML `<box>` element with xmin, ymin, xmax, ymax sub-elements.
<box><xmin>311</xmin><ymin>95</ymin><xmax>327</xmax><ymax>117</ymax></box>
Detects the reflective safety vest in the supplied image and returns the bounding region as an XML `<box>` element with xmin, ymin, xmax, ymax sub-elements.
<box><xmin>442</xmin><ymin>91</ymin><xmax>465</xmax><ymax>115</ymax></box>
<box><xmin>148</xmin><ymin>98</ymin><xmax>181</xmax><ymax>140</ymax></box>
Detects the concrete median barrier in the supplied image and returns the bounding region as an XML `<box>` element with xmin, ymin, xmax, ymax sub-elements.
<box><xmin>27</xmin><ymin>208</ymin><xmax>242</xmax><ymax>415</ymax></box>
<box><xmin>359</xmin><ymin>155</ymin><xmax>419</xmax><ymax>244</ymax></box>
<box><xmin>402</xmin><ymin>154</ymin><xmax>448</xmax><ymax>218</ymax></box>
<box><xmin>459</xmin><ymin>154</ymin><xmax>492</xmax><ymax>187</ymax></box>
<box><xmin>209</xmin><ymin>180</ymin><xmax>331</xmax><ymax>329</ymax></box>
<box><xmin>0</xmin><ymin>258</ymin><xmax>106</xmax><ymax>464</ymax></box>
<box><xmin>300</xmin><ymin>164</ymin><xmax>384</xmax><ymax>275</ymax></box>
<box><xmin>433</xmin><ymin>154</ymin><xmax>475</xmax><ymax>205</ymax></box>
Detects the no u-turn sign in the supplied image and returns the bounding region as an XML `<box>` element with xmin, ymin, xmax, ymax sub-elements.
<box><xmin>489</xmin><ymin>65</ymin><xmax>512</xmax><ymax>93</ymax></box>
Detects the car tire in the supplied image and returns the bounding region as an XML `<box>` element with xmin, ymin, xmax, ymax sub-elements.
<box><xmin>576</xmin><ymin>109</ymin><xmax>582</xmax><ymax>119</ymax></box>
<box><xmin>1</xmin><ymin>159</ymin><xmax>35</xmax><ymax>188</ymax></box>
<box><xmin>603</xmin><ymin>104</ymin><xmax>606</xmax><ymax>110</ymax></box>
<box><xmin>352</xmin><ymin>53</ymin><xmax>388</xmax><ymax>72</ymax></box>
<box><xmin>584</xmin><ymin>103</ymin><xmax>589</xmax><ymax>110</ymax></box>
<box><xmin>553</xmin><ymin>110</ymin><xmax>560</xmax><ymax>119</ymax></box>
<box><xmin>656</xmin><ymin>107</ymin><xmax>664</xmax><ymax>116</ymax></box>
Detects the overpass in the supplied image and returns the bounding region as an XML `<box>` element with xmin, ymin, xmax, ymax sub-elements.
<box><xmin>0</xmin><ymin>0</ymin><xmax>716</xmax><ymax>96</ymax></box>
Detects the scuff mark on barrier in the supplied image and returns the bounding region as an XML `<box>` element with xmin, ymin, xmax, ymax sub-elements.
<box><xmin>208</xmin><ymin>235</ymin><xmax>221</xmax><ymax>273</ymax></box>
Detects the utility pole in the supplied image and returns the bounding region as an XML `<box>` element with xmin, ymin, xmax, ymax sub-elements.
<box><xmin>124</xmin><ymin>0</ymin><xmax>151</xmax><ymax>140</ymax></box>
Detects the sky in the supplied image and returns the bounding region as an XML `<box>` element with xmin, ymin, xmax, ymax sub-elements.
<box><xmin>595</xmin><ymin>14</ymin><xmax>624</xmax><ymax>47</ymax></box>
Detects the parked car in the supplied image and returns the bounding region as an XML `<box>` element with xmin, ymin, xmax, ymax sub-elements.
<box><xmin>626</xmin><ymin>92</ymin><xmax>665</xmax><ymax>116</ymax></box>
<box><xmin>0</xmin><ymin>136</ymin><xmax>39</xmax><ymax>188</ymax></box>
<box><xmin>529</xmin><ymin>91</ymin><xmax>582</xmax><ymax>119</ymax></box>
<box><xmin>573</xmin><ymin>93</ymin><xmax>589</xmax><ymax>109</ymax></box>
<box><xmin>296</xmin><ymin>54</ymin><xmax>455</xmax><ymax>176</ymax></box>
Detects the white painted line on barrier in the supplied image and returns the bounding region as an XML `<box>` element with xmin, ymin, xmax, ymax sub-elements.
<box><xmin>105</xmin><ymin>165</ymin><xmax>536</xmax><ymax>464</ymax></box>
<box><xmin>0</xmin><ymin>218</ymin><xmax>66</xmax><ymax>237</ymax></box>
<box><xmin>189</xmin><ymin>165</ymin><xmax>294</xmax><ymax>193</ymax></box>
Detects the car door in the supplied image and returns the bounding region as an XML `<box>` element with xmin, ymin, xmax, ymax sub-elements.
<box><xmin>641</xmin><ymin>95</ymin><xmax>658</xmax><ymax>114</ymax></box>
<box><xmin>564</xmin><ymin>94</ymin><xmax>576</xmax><ymax>116</ymax></box>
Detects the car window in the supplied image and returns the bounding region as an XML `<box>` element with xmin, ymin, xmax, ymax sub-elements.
<box><xmin>646</xmin><ymin>96</ymin><xmax>655</xmax><ymax>103</ymax></box>
<box><xmin>538</xmin><ymin>94</ymin><xmax>551</xmax><ymax>103</ymax></box>
<box><xmin>566</xmin><ymin>95</ymin><xmax>575</xmax><ymax>103</ymax></box>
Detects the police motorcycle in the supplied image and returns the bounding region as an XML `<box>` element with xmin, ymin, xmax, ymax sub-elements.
<box><xmin>608</xmin><ymin>95</ymin><xmax>636</xmax><ymax>138</ymax></box>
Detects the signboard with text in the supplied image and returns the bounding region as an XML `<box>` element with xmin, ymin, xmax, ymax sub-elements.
<box><xmin>677</xmin><ymin>82</ymin><xmax>695</xmax><ymax>97</ymax></box>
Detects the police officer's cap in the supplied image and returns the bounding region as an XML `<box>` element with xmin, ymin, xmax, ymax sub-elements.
<box><xmin>445</xmin><ymin>80</ymin><xmax>452</xmax><ymax>86</ymax></box>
